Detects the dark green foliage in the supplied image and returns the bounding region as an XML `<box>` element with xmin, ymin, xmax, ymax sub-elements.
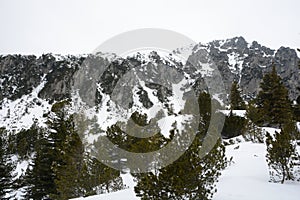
<box><xmin>255</xmin><ymin>66</ymin><xmax>293</xmax><ymax>127</ymax></box>
<box><xmin>132</xmin><ymin>92</ymin><xmax>226</xmax><ymax>200</ymax></box>
<box><xmin>134</xmin><ymin>137</ymin><xmax>226</xmax><ymax>200</ymax></box>
<box><xmin>243</xmin><ymin>120</ymin><xmax>264</xmax><ymax>143</ymax></box>
<box><xmin>221</xmin><ymin>111</ymin><xmax>247</xmax><ymax>139</ymax></box>
<box><xmin>8</xmin><ymin>126</ymin><xmax>38</xmax><ymax>159</ymax></box>
<box><xmin>24</xmin><ymin>101</ymin><xmax>125</xmax><ymax>199</ymax></box>
<box><xmin>198</xmin><ymin>92</ymin><xmax>211</xmax><ymax>132</ymax></box>
<box><xmin>46</xmin><ymin>113</ymin><xmax>75</xmax><ymax>199</ymax></box>
<box><xmin>230</xmin><ymin>81</ymin><xmax>246</xmax><ymax>110</ymax></box>
<box><xmin>130</xmin><ymin>111</ymin><xmax>149</xmax><ymax>126</ymax></box>
<box><xmin>106</xmin><ymin>118</ymin><xmax>167</xmax><ymax>153</ymax></box>
<box><xmin>246</xmin><ymin>100</ymin><xmax>264</xmax><ymax>126</ymax></box>
<box><xmin>52</xmin><ymin>114</ymin><xmax>124</xmax><ymax>198</ymax></box>
<box><xmin>266</xmin><ymin>124</ymin><xmax>299</xmax><ymax>184</ymax></box>
<box><xmin>79</xmin><ymin>156</ymin><xmax>124</xmax><ymax>196</ymax></box>
<box><xmin>282</xmin><ymin>120</ymin><xmax>300</xmax><ymax>141</ymax></box>
<box><xmin>50</xmin><ymin>99</ymin><xmax>71</xmax><ymax>114</ymax></box>
<box><xmin>292</xmin><ymin>101</ymin><xmax>300</xmax><ymax>122</ymax></box>
<box><xmin>47</xmin><ymin>102</ymin><xmax>87</xmax><ymax>199</ymax></box>
<box><xmin>51</xmin><ymin>121</ymin><xmax>84</xmax><ymax>200</ymax></box>
<box><xmin>25</xmin><ymin>128</ymin><xmax>57</xmax><ymax>200</ymax></box>
<box><xmin>0</xmin><ymin>128</ymin><xmax>13</xmax><ymax>199</ymax></box>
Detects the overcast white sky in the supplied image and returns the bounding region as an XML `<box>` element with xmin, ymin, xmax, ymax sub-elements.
<box><xmin>0</xmin><ymin>0</ymin><xmax>299</xmax><ymax>55</ymax></box>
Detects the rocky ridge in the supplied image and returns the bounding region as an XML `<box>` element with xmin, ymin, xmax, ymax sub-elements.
<box><xmin>0</xmin><ymin>37</ymin><xmax>299</xmax><ymax>133</ymax></box>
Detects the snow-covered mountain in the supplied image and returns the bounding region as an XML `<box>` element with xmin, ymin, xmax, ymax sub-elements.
<box><xmin>176</xmin><ymin>36</ymin><xmax>300</xmax><ymax>100</ymax></box>
<box><xmin>0</xmin><ymin>36</ymin><xmax>299</xmax><ymax>133</ymax></box>
<box><xmin>0</xmin><ymin>36</ymin><xmax>299</xmax><ymax>199</ymax></box>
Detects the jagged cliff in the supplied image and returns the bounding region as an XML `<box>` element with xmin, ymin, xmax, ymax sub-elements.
<box><xmin>0</xmin><ymin>37</ymin><xmax>299</xmax><ymax>132</ymax></box>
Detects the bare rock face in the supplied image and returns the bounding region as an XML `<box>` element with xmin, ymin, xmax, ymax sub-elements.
<box><xmin>0</xmin><ymin>37</ymin><xmax>299</xmax><ymax>108</ymax></box>
<box><xmin>186</xmin><ymin>37</ymin><xmax>299</xmax><ymax>100</ymax></box>
<box><xmin>0</xmin><ymin>54</ymin><xmax>44</xmax><ymax>101</ymax></box>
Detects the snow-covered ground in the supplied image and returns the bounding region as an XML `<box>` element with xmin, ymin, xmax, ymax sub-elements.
<box><xmin>0</xmin><ymin>77</ymin><xmax>52</xmax><ymax>132</ymax></box>
<box><xmin>214</xmin><ymin>142</ymin><xmax>300</xmax><ymax>200</ymax></box>
<box><xmin>218</xmin><ymin>109</ymin><xmax>246</xmax><ymax>117</ymax></box>
<box><xmin>72</xmin><ymin>139</ymin><xmax>300</xmax><ymax>200</ymax></box>
<box><xmin>72</xmin><ymin>189</ymin><xmax>137</xmax><ymax>200</ymax></box>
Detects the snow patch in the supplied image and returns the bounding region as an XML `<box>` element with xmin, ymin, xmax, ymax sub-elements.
<box><xmin>157</xmin><ymin>114</ymin><xmax>192</xmax><ymax>138</ymax></box>
<box><xmin>71</xmin><ymin>189</ymin><xmax>138</xmax><ymax>200</ymax></box>
<box><xmin>196</xmin><ymin>62</ymin><xmax>214</xmax><ymax>76</ymax></box>
<box><xmin>261</xmin><ymin>127</ymin><xmax>281</xmax><ymax>138</ymax></box>
<box><xmin>212</xmin><ymin>93</ymin><xmax>225</xmax><ymax>106</ymax></box>
<box><xmin>218</xmin><ymin>110</ymin><xmax>246</xmax><ymax>117</ymax></box>
<box><xmin>172</xmin><ymin>43</ymin><xmax>195</xmax><ymax>64</ymax></box>
<box><xmin>0</xmin><ymin>77</ymin><xmax>51</xmax><ymax>132</ymax></box>
<box><xmin>227</xmin><ymin>52</ymin><xmax>244</xmax><ymax>76</ymax></box>
<box><xmin>121</xmin><ymin>173</ymin><xmax>136</xmax><ymax>189</ymax></box>
<box><xmin>168</xmin><ymin>78</ymin><xmax>190</xmax><ymax>114</ymax></box>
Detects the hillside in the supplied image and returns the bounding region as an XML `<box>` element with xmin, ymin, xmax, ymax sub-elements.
<box><xmin>0</xmin><ymin>37</ymin><xmax>299</xmax><ymax>199</ymax></box>
<box><xmin>72</xmin><ymin>130</ymin><xmax>300</xmax><ymax>200</ymax></box>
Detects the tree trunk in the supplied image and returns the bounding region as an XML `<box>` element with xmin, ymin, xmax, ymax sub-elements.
<box><xmin>281</xmin><ymin>165</ymin><xmax>285</xmax><ymax>184</ymax></box>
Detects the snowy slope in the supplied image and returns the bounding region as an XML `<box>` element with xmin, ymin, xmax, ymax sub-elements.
<box><xmin>72</xmin><ymin>189</ymin><xmax>137</xmax><ymax>200</ymax></box>
<box><xmin>1</xmin><ymin>40</ymin><xmax>299</xmax><ymax>200</ymax></box>
<box><xmin>71</xmin><ymin>139</ymin><xmax>300</xmax><ymax>200</ymax></box>
<box><xmin>0</xmin><ymin>77</ymin><xmax>52</xmax><ymax>132</ymax></box>
<box><xmin>214</xmin><ymin>142</ymin><xmax>300</xmax><ymax>200</ymax></box>
<box><xmin>72</xmin><ymin>174</ymin><xmax>138</xmax><ymax>200</ymax></box>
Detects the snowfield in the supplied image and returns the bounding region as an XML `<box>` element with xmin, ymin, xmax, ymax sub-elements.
<box><xmin>214</xmin><ymin>142</ymin><xmax>300</xmax><ymax>200</ymax></box>
<box><xmin>72</xmin><ymin>139</ymin><xmax>300</xmax><ymax>200</ymax></box>
<box><xmin>72</xmin><ymin>189</ymin><xmax>137</xmax><ymax>200</ymax></box>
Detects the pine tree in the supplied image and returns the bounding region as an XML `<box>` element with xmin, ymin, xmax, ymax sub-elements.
<box><xmin>243</xmin><ymin>119</ymin><xmax>264</xmax><ymax>143</ymax></box>
<box><xmin>20</xmin><ymin>99</ymin><xmax>128</xmax><ymax>199</ymax></box>
<box><xmin>198</xmin><ymin>92</ymin><xmax>211</xmax><ymax>132</ymax></box>
<box><xmin>79</xmin><ymin>156</ymin><xmax>124</xmax><ymax>195</ymax></box>
<box><xmin>221</xmin><ymin>111</ymin><xmax>247</xmax><ymax>139</ymax></box>
<box><xmin>266</xmin><ymin>124</ymin><xmax>299</xmax><ymax>184</ymax></box>
<box><xmin>229</xmin><ymin>81</ymin><xmax>246</xmax><ymax>110</ymax></box>
<box><xmin>10</xmin><ymin>126</ymin><xmax>39</xmax><ymax>159</ymax></box>
<box><xmin>255</xmin><ymin>66</ymin><xmax>293</xmax><ymax>127</ymax></box>
<box><xmin>133</xmin><ymin>93</ymin><xmax>227</xmax><ymax>200</ymax></box>
<box><xmin>0</xmin><ymin>128</ymin><xmax>13</xmax><ymax>199</ymax></box>
<box><xmin>25</xmin><ymin>128</ymin><xmax>57</xmax><ymax>200</ymax></box>
<box><xmin>25</xmin><ymin>100</ymin><xmax>78</xmax><ymax>199</ymax></box>
<box><xmin>51</xmin><ymin>119</ymin><xmax>84</xmax><ymax>200</ymax></box>
<box><xmin>74</xmin><ymin>113</ymin><xmax>125</xmax><ymax>196</ymax></box>
<box><xmin>292</xmin><ymin>99</ymin><xmax>300</xmax><ymax>122</ymax></box>
<box><xmin>52</xmin><ymin>101</ymin><xmax>125</xmax><ymax>198</ymax></box>
<box><xmin>134</xmin><ymin>135</ymin><xmax>226</xmax><ymax>200</ymax></box>
<box><xmin>246</xmin><ymin>100</ymin><xmax>264</xmax><ymax>127</ymax></box>
<box><xmin>47</xmin><ymin>101</ymin><xmax>85</xmax><ymax>199</ymax></box>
